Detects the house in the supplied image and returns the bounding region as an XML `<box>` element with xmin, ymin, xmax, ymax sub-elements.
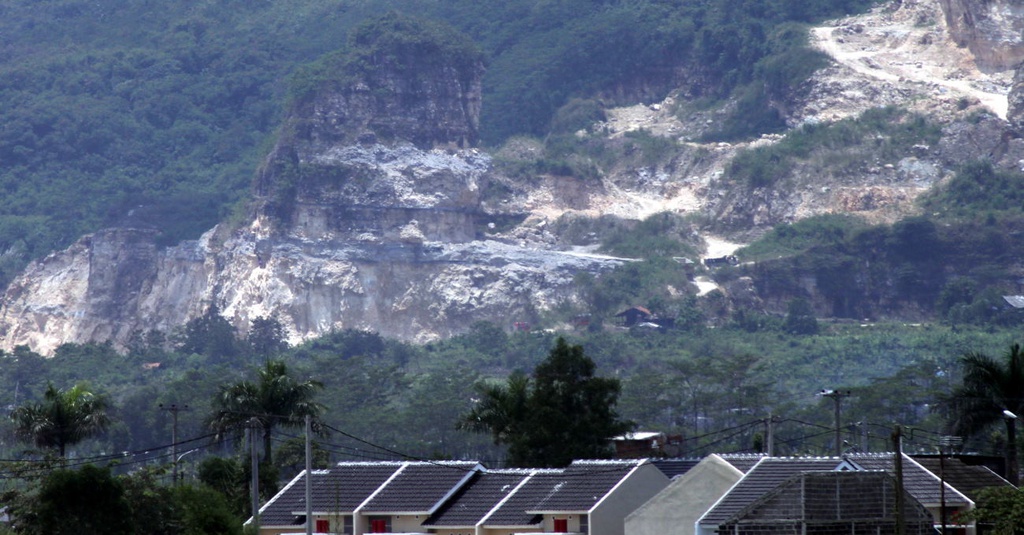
<box><xmin>696</xmin><ymin>456</ymin><xmax>844</xmax><ymax>535</ymax></box>
<box><xmin>846</xmin><ymin>453</ymin><xmax>975</xmax><ymax>535</ymax></box>
<box><xmin>252</xmin><ymin>461</ymin><xmax>481</xmax><ymax>535</ymax></box>
<box><xmin>715</xmin><ymin>471</ymin><xmax>935</xmax><ymax>534</ymax></box>
<box><xmin>611</xmin><ymin>432</ymin><xmax>683</xmax><ymax>458</ymax></box>
<box><xmin>911</xmin><ymin>455</ymin><xmax>1014</xmax><ymax>502</ymax></box>
<box><xmin>252</xmin><ymin>459</ymin><xmax>668</xmax><ymax>535</ymax></box>
<box><xmin>687</xmin><ymin>454</ymin><xmax>976</xmax><ymax>535</ymax></box>
<box><xmin>627</xmin><ymin>454</ymin><xmax>754</xmax><ymax>535</ymax></box>
<box><xmin>614</xmin><ymin>306</ymin><xmax>651</xmax><ymax>327</ymax></box>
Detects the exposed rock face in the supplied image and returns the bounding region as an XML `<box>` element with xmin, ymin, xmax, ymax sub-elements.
<box><xmin>940</xmin><ymin>0</ymin><xmax>1024</xmax><ymax>71</ymax></box>
<box><xmin>1008</xmin><ymin>63</ymin><xmax>1024</xmax><ymax>134</ymax></box>
<box><xmin>0</xmin><ymin>23</ymin><xmax>622</xmax><ymax>354</ymax></box>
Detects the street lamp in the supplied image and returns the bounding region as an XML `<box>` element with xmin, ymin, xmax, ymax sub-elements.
<box><xmin>1004</xmin><ymin>410</ymin><xmax>1019</xmax><ymax>486</ymax></box>
<box><xmin>176</xmin><ymin>449</ymin><xmax>198</xmax><ymax>484</ymax></box>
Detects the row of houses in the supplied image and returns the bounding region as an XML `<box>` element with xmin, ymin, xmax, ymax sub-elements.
<box><xmin>251</xmin><ymin>453</ymin><xmax>1012</xmax><ymax>535</ymax></box>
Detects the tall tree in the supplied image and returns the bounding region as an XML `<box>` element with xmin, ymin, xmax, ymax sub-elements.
<box><xmin>459</xmin><ymin>338</ymin><xmax>632</xmax><ymax>467</ymax></box>
<box><xmin>459</xmin><ymin>371</ymin><xmax>531</xmax><ymax>459</ymax></box>
<box><xmin>946</xmin><ymin>343</ymin><xmax>1024</xmax><ymax>485</ymax></box>
<box><xmin>247</xmin><ymin>315</ymin><xmax>288</xmax><ymax>361</ymax></box>
<box><xmin>206</xmin><ymin>360</ymin><xmax>324</xmax><ymax>464</ymax></box>
<box><xmin>10</xmin><ymin>383</ymin><xmax>111</xmax><ymax>457</ymax></box>
<box><xmin>176</xmin><ymin>305</ymin><xmax>241</xmax><ymax>360</ymax></box>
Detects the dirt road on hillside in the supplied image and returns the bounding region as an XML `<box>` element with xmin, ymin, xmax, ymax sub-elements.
<box><xmin>811</xmin><ymin>1</ymin><xmax>1009</xmax><ymax>119</ymax></box>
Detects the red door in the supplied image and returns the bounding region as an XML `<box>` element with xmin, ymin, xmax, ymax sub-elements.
<box><xmin>554</xmin><ymin>518</ymin><xmax>569</xmax><ymax>533</ymax></box>
<box><xmin>370</xmin><ymin>519</ymin><xmax>388</xmax><ymax>533</ymax></box>
<box><xmin>315</xmin><ymin>519</ymin><xmax>329</xmax><ymax>533</ymax></box>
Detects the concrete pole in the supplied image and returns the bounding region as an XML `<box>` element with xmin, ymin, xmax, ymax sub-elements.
<box><xmin>159</xmin><ymin>403</ymin><xmax>190</xmax><ymax>486</ymax></box>
<box><xmin>249</xmin><ymin>418</ymin><xmax>262</xmax><ymax>532</ymax></box>
<box><xmin>306</xmin><ymin>414</ymin><xmax>313</xmax><ymax>535</ymax></box>
<box><xmin>820</xmin><ymin>390</ymin><xmax>851</xmax><ymax>456</ymax></box>
<box><xmin>893</xmin><ymin>426</ymin><xmax>904</xmax><ymax>535</ymax></box>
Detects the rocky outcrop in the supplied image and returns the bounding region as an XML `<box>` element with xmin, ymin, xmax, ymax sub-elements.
<box><xmin>285</xmin><ymin>12</ymin><xmax>484</xmax><ymax>151</ymax></box>
<box><xmin>0</xmin><ymin>18</ymin><xmax>624</xmax><ymax>354</ymax></box>
<box><xmin>939</xmin><ymin>0</ymin><xmax>1024</xmax><ymax>71</ymax></box>
<box><xmin>1008</xmin><ymin>63</ymin><xmax>1024</xmax><ymax>134</ymax></box>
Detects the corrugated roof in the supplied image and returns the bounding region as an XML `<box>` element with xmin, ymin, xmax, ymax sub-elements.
<box><xmin>423</xmin><ymin>471</ymin><xmax>529</xmax><ymax>527</ymax></box>
<box><xmin>360</xmin><ymin>461</ymin><xmax>480</xmax><ymax>514</ymax></box>
<box><xmin>1003</xmin><ymin>295</ymin><xmax>1024</xmax><ymax>308</ymax></box>
<box><xmin>614</xmin><ymin>431</ymin><xmax>663</xmax><ymax>441</ymax></box>
<box><xmin>699</xmin><ymin>457</ymin><xmax>842</xmax><ymax>525</ymax></box>
<box><xmin>259</xmin><ymin>462</ymin><xmax>404</xmax><ymax>526</ymax></box>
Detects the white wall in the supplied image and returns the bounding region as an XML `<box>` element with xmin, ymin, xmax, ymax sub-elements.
<box><xmin>590</xmin><ymin>463</ymin><xmax>670</xmax><ymax>535</ymax></box>
<box><xmin>625</xmin><ymin>456</ymin><xmax>743</xmax><ymax>535</ymax></box>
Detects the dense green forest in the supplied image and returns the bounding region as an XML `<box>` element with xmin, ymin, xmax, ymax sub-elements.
<box><xmin>0</xmin><ymin>0</ymin><xmax>876</xmax><ymax>287</ymax></box>
<box><xmin>0</xmin><ymin>316</ymin><xmax>1014</xmax><ymax>473</ymax></box>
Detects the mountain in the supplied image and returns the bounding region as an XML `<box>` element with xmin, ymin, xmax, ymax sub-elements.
<box><xmin>2</xmin><ymin>0</ymin><xmax>1024</xmax><ymax>353</ymax></box>
<box><xmin>0</xmin><ymin>14</ymin><xmax>626</xmax><ymax>353</ymax></box>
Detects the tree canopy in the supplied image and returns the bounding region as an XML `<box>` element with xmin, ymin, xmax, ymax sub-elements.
<box><xmin>10</xmin><ymin>382</ymin><xmax>111</xmax><ymax>457</ymax></box>
<box><xmin>206</xmin><ymin>360</ymin><xmax>324</xmax><ymax>465</ymax></box>
<box><xmin>945</xmin><ymin>343</ymin><xmax>1024</xmax><ymax>485</ymax></box>
<box><xmin>459</xmin><ymin>337</ymin><xmax>632</xmax><ymax>467</ymax></box>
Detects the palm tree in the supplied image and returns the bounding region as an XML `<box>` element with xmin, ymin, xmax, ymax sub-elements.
<box><xmin>457</xmin><ymin>371</ymin><xmax>530</xmax><ymax>444</ymax></box>
<box><xmin>10</xmin><ymin>383</ymin><xmax>111</xmax><ymax>457</ymax></box>
<box><xmin>207</xmin><ymin>360</ymin><xmax>324</xmax><ymax>464</ymax></box>
<box><xmin>946</xmin><ymin>343</ymin><xmax>1024</xmax><ymax>485</ymax></box>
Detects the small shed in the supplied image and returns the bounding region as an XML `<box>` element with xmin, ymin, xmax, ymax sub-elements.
<box><xmin>616</xmin><ymin>306</ymin><xmax>652</xmax><ymax>327</ymax></box>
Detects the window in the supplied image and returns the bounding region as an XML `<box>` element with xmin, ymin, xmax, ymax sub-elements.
<box><xmin>579</xmin><ymin>514</ymin><xmax>588</xmax><ymax>534</ymax></box>
<box><xmin>315</xmin><ymin>519</ymin><xmax>330</xmax><ymax>533</ymax></box>
<box><xmin>553</xmin><ymin>518</ymin><xmax>568</xmax><ymax>533</ymax></box>
<box><xmin>344</xmin><ymin>515</ymin><xmax>354</xmax><ymax>535</ymax></box>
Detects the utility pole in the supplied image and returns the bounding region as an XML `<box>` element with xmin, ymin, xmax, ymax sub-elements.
<box><xmin>159</xmin><ymin>403</ymin><xmax>191</xmax><ymax>485</ymax></box>
<box><xmin>820</xmin><ymin>389</ymin><xmax>851</xmax><ymax>456</ymax></box>
<box><xmin>938</xmin><ymin>436</ymin><xmax>962</xmax><ymax>535</ymax></box>
<box><xmin>765</xmin><ymin>413</ymin><xmax>779</xmax><ymax>457</ymax></box>
<box><xmin>248</xmin><ymin>417</ymin><xmax>262</xmax><ymax>532</ymax></box>
<box><xmin>893</xmin><ymin>425</ymin><xmax>904</xmax><ymax>535</ymax></box>
<box><xmin>306</xmin><ymin>414</ymin><xmax>313</xmax><ymax>535</ymax></box>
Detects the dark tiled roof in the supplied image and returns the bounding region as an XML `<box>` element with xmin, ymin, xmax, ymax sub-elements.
<box><xmin>485</xmin><ymin>460</ymin><xmax>643</xmax><ymax>527</ymax></box>
<box><xmin>718</xmin><ymin>453</ymin><xmax>766</xmax><ymax>473</ymax></box>
<box><xmin>699</xmin><ymin>457</ymin><xmax>842</xmax><ymax>525</ymax></box>
<box><xmin>652</xmin><ymin>458</ymin><xmax>702</xmax><ymax>479</ymax></box>
<box><xmin>483</xmin><ymin>470</ymin><xmax>558</xmax><ymax>527</ymax></box>
<box><xmin>360</xmin><ymin>461</ymin><xmax>480</xmax><ymax>514</ymax></box>
<box><xmin>529</xmin><ymin>460</ymin><xmax>640</xmax><ymax>512</ymax></box>
<box><xmin>847</xmin><ymin>453</ymin><xmax>971</xmax><ymax>507</ymax></box>
<box><xmin>723</xmin><ymin>471</ymin><xmax>934</xmax><ymax>532</ymax></box>
<box><xmin>423</xmin><ymin>471</ymin><xmax>530</xmax><ymax>527</ymax></box>
<box><xmin>259</xmin><ymin>462</ymin><xmax>403</xmax><ymax>526</ymax></box>
<box><xmin>912</xmin><ymin>456</ymin><xmax>1013</xmax><ymax>501</ymax></box>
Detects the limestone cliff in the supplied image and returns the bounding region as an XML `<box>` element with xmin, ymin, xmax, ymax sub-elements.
<box><xmin>6</xmin><ymin>0</ymin><xmax>1024</xmax><ymax>353</ymax></box>
<box><xmin>939</xmin><ymin>0</ymin><xmax>1024</xmax><ymax>71</ymax></box>
<box><xmin>0</xmin><ymin>18</ymin><xmax>624</xmax><ymax>354</ymax></box>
